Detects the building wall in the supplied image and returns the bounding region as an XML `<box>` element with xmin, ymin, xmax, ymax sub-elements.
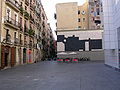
<box><xmin>0</xmin><ymin>0</ymin><xmax>52</xmax><ymax>69</ymax></box>
<box><xmin>0</xmin><ymin>0</ymin><xmax>2</xmax><ymax>68</ymax></box>
<box><xmin>89</xmin><ymin>0</ymin><xmax>104</xmax><ymax>29</ymax></box>
<box><xmin>103</xmin><ymin>0</ymin><xmax>120</xmax><ymax>69</ymax></box>
<box><xmin>56</xmin><ymin>2</ymin><xmax>78</xmax><ymax>30</ymax></box>
<box><xmin>57</xmin><ymin>29</ymin><xmax>103</xmax><ymax>51</ymax></box>
<box><xmin>56</xmin><ymin>1</ymin><xmax>103</xmax><ymax>30</ymax></box>
<box><xmin>57</xmin><ymin>29</ymin><xmax>104</xmax><ymax>60</ymax></box>
<box><xmin>78</xmin><ymin>2</ymin><xmax>89</xmax><ymax>29</ymax></box>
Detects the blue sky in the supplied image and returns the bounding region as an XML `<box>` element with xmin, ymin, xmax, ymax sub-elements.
<box><xmin>41</xmin><ymin>0</ymin><xmax>87</xmax><ymax>39</ymax></box>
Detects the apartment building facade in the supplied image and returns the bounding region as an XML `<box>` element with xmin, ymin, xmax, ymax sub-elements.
<box><xmin>89</xmin><ymin>0</ymin><xmax>103</xmax><ymax>29</ymax></box>
<box><xmin>103</xmin><ymin>0</ymin><xmax>120</xmax><ymax>69</ymax></box>
<box><xmin>78</xmin><ymin>2</ymin><xmax>89</xmax><ymax>29</ymax></box>
<box><xmin>0</xmin><ymin>0</ymin><xmax>53</xmax><ymax>69</ymax></box>
<box><xmin>56</xmin><ymin>0</ymin><xmax>103</xmax><ymax>30</ymax></box>
<box><xmin>56</xmin><ymin>1</ymin><xmax>104</xmax><ymax>60</ymax></box>
<box><xmin>56</xmin><ymin>2</ymin><xmax>78</xmax><ymax>30</ymax></box>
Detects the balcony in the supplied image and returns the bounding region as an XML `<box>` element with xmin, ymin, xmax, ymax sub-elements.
<box><xmin>30</xmin><ymin>14</ymin><xmax>34</xmax><ymax>23</ymax></box>
<box><xmin>28</xmin><ymin>29</ymin><xmax>35</xmax><ymax>38</ymax></box>
<box><xmin>94</xmin><ymin>17</ymin><xmax>101</xmax><ymax>24</ymax></box>
<box><xmin>5</xmin><ymin>0</ymin><xmax>20</xmax><ymax>12</ymax></box>
<box><xmin>42</xmin><ymin>22</ymin><xmax>45</xmax><ymax>28</ymax></box>
<box><xmin>33</xmin><ymin>43</ymin><xmax>37</xmax><ymax>49</ymax></box>
<box><xmin>20</xmin><ymin>40</ymin><xmax>23</xmax><ymax>46</ymax></box>
<box><xmin>19</xmin><ymin>6</ymin><xmax>24</xmax><ymax>15</ymax></box>
<box><xmin>30</xmin><ymin>3</ymin><xmax>34</xmax><ymax>11</ymax></box>
<box><xmin>14</xmin><ymin>38</ymin><xmax>19</xmax><ymax>45</ymax></box>
<box><xmin>24</xmin><ymin>11</ymin><xmax>29</xmax><ymax>20</ymax></box>
<box><xmin>29</xmin><ymin>41</ymin><xmax>33</xmax><ymax>48</ymax></box>
<box><xmin>24</xmin><ymin>41</ymin><xmax>28</xmax><ymax>47</ymax></box>
<box><xmin>2</xmin><ymin>34</ymin><xmax>12</xmax><ymax>44</ymax></box>
<box><xmin>4</xmin><ymin>16</ymin><xmax>20</xmax><ymax>30</ymax></box>
<box><xmin>25</xmin><ymin>0</ymin><xmax>29</xmax><ymax>6</ymax></box>
<box><xmin>20</xmin><ymin>25</ymin><xmax>23</xmax><ymax>32</ymax></box>
<box><xmin>24</xmin><ymin>26</ymin><xmax>29</xmax><ymax>35</ymax></box>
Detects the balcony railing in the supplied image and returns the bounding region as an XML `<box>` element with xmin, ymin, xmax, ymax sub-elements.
<box><xmin>33</xmin><ymin>43</ymin><xmax>37</xmax><ymax>49</ymax></box>
<box><xmin>6</xmin><ymin>34</ymin><xmax>11</xmax><ymax>43</ymax></box>
<box><xmin>19</xmin><ymin>6</ymin><xmax>24</xmax><ymax>15</ymax></box>
<box><xmin>24</xmin><ymin>26</ymin><xmax>29</xmax><ymax>35</ymax></box>
<box><xmin>14</xmin><ymin>38</ymin><xmax>19</xmax><ymax>45</ymax></box>
<box><xmin>30</xmin><ymin>14</ymin><xmax>34</xmax><ymax>23</ymax></box>
<box><xmin>28</xmin><ymin>28</ymin><xmax>35</xmax><ymax>37</ymax></box>
<box><xmin>5</xmin><ymin>0</ymin><xmax>20</xmax><ymax>11</ymax></box>
<box><xmin>24</xmin><ymin>11</ymin><xmax>29</xmax><ymax>19</ymax></box>
<box><xmin>25</xmin><ymin>0</ymin><xmax>29</xmax><ymax>5</ymax></box>
<box><xmin>20</xmin><ymin>40</ymin><xmax>23</xmax><ymax>45</ymax></box>
<box><xmin>20</xmin><ymin>25</ymin><xmax>23</xmax><ymax>32</ymax></box>
<box><xmin>24</xmin><ymin>41</ymin><xmax>28</xmax><ymax>47</ymax></box>
<box><xmin>29</xmin><ymin>41</ymin><xmax>33</xmax><ymax>48</ymax></box>
<box><xmin>30</xmin><ymin>3</ymin><xmax>34</xmax><ymax>11</ymax></box>
<box><xmin>4</xmin><ymin>16</ymin><xmax>20</xmax><ymax>29</ymax></box>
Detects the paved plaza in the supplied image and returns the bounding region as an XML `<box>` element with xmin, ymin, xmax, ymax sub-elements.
<box><xmin>0</xmin><ymin>61</ymin><xmax>120</xmax><ymax>90</ymax></box>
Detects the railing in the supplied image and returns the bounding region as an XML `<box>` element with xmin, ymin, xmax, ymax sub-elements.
<box><xmin>30</xmin><ymin>14</ymin><xmax>34</xmax><ymax>23</ymax></box>
<box><xmin>30</xmin><ymin>3</ymin><xmax>34</xmax><ymax>10</ymax></box>
<box><xmin>24</xmin><ymin>26</ymin><xmax>29</xmax><ymax>34</ymax></box>
<box><xmin>14</xmin><ymin>38</ymin><xmax>19</xmax><ymax>45</ymax></box>
<box><xmin>4</xmin><ymin>16</ymin><xmax>20</xmax><ymax>28</ymax></box>
<box><xmin>25</xmin><ymin>0</ymin><xmax>29</xmax><ymax>5</ymax></box>
<box><xmin>28</xmin><ymin>28</ymin><xmax>35</xmax><ymax>36</ymax></box>
<box><xmin>24</xmin><ymin>11</ymin><xmax>29</xmax><ymax>19</ymax></box>
<box><xmin>6</xmin><ymin>34</ymin><xmax>11</xmax><ymax>43</ymax></box>
<box><xmin>20</xmin><ymin>25</ymin><xmax>23</xmax><ymax>32</ymax></box>
<box><xmin>33</xmin><ymin>43</ymin><xmax>37</xmax><ymax>49</ymax></box>
<box><xmin>19</xmin><ymin>6</ymin><xmax>24</xmax><ymax>15</ymax></box>
<box><xmin>6</xmin><ymin>0</ymin><xmax>20</xmax><ymax>9</ymax></box>
<box><xmin>29</xmin><ymin>41</ymin><xmax>33</xmax><ymax>48</ymax></box>
<box><xmin>20</xmin><ymin>40</ymin><xmax>23</xmax><ymax>45</ymax></box>
<box><xmin>24</xmin><ymin>41</ymin><xmax>27</xmax><ymax>46</ymax></box>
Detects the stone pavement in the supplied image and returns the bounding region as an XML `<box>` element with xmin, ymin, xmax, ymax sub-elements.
<box><xmin>0</xmin><ymin>61</ymin><xmax>120</xmax><ymax>90</ymax></box>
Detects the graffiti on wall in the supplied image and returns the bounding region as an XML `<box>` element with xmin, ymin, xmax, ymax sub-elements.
<box><xmin>57</xmin><ymin>35</ymin><xmax>102</xmax><ymax>51</ymax></box>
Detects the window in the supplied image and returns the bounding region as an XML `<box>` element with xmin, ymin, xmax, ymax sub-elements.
<box><xmin>78</xmin><ymin>10</ymin><xmax>80</xmax><ymax>14</ymax></box>
<box><xmin>83</xmin><ymin>18</ymin><xmax>85</xmax><ymax>22</ymax></box>
<box><xmin>78</xmin><ymin>18</ymin><xmax>80</xmax><ymax>22</ymax></box>
<box><xmin>20</xmin><ymin>34</ymin><xmax>22</xmax><ymax>41</ymax></box>
<box><xmin>78</xmin><ymin>26</ymin><xmax>81</xmax><ymax>28</ymax></box>
<box><xmin>82</xmin><ymin>11</ymin><xmax>85</xmax><ymax>15</ymax></box>
<box><xmin>20</xmin><ymin>2</ymin><xmax>23</xmax><ymax>6</ymax></box>
<box><xmin>6</xmin><ymin>9</ymin><xmax>10</xmax><ymax>18</ymax></box>
<box><xmin>25</xmin><ymin>20</ymin><xmax>27</xmax><ymax>26</ymax></box>
<box><xmin>6</xmin><ymin>29</ymin><xmax>10</xmax><ymax>40</ymax></box>
<box><xmin>25</xmin><ymin>6</ymin><xmax>27</xmax><ymax>10</ymax></box>
<box><xmin>96</xmin><ymin>8</ymin><xmax>100</xmax><ymax>15</ymax></box>
<box><xmin>14</xmin><ymin>32</ymin><xmax>16</xmax><ymax>39</ymax></box>
<box><xmin>20</xmin><ymin>17</ymin><xmax>22</xmax><ymax>25</ymax></box>
<box><xmin>14</xmin><ymin>14</ymin><xmax>17</xmax><ymax>25</ymax></box>
<box><xmin>6</xmin><ymin>29</ymin><xmax>9</xmax><ymax>36</ymax></box>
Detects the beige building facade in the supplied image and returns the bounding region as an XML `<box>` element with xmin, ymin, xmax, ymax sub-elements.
<box><xmin>0</xmin><ymin>0</ymin><xmax>53</xmax><ymax>69</ymax></box>
<box><xmin>56</xmin><ymin>0</ymin><xmax>103</xmax><ymax>30</ymax></box>
<box><xmin>78</xmin><ymin>2</ymin><xmax>89</xmax><ymax>29</ymax></box>
<box><xmin>89</xmin><ymin>0</ymin><xmax>103</xmax><ymax>29</ymax></box>
<box><xmin>56</xmin><ymin>2</ymin><xmax>78</xmax><ymax>30</ymax></box>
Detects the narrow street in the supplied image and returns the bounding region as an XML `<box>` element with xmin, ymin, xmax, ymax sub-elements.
<box><xmin>0</xmin><ymin>61</ymin><xmax>120</xmax><ymax>90</ymax></box>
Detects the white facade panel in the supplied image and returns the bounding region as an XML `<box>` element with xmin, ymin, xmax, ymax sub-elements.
<box><xmin>103</xmin><ymin>0</ymin><xmax>120</xmax><ymax>69</ymax></box>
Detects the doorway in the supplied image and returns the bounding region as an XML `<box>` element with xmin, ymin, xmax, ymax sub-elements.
<box><xmin>4</xmin><ymin>53</ymin><xmax>9</xmax><ymax>67</ymax></box>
